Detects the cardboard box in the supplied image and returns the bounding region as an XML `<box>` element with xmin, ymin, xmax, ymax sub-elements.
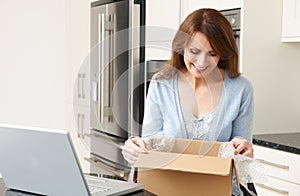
<box><xmin>134</xmin><ymin>139</ymin><xmax>238</xmax><ymax>196</ymax></box>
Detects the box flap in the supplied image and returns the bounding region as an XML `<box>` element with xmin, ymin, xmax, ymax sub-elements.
<box><xmin>232</xmin><ymin>159</ymin><xmax>241</xmax><ymax>190</ymax></box>
<box><xmin>171</xmin><ymin>139</ymin><xmax>223</xmax><ymax>156</ymax></box>
<box><xmin>135</xmin><ymin>151</ymin><xmax>232</xmax><ymax>176</ymax></box>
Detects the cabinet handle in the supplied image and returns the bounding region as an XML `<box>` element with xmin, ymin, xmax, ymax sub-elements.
<box><xmin>255</xmin><ymin>183</ymin><xmax>289</xmax><ymax>195</ymax></box>
<box><xmin>81</xmin><ymin>114</ymin><xmax>85</xmax><ymax>139</ymax></box>
<box><xmin>78</xmin><ymin>73</ymin><xmax>86</xmax><ymax>99</ymax></box>
<box><xmin>77</xmin><ymin>113</ymin><xmax>85</xmax><ymax>138</ymax></box>
<box><xmin>77</xmin><ymin>113</ymin><xmax>81</xmax><ymax>138</ymax></box>
<box><xmin>77</xmin><ymin>73</ymin><xmax>81</xmax><ymax>98</ymax></box>
<box><xmin>81</xmin><ymin>73</ymin><xmax>85</xmax><ymax>99</ymax></box>
<box><xmin>257</xmin><ymin>158</ymin><xmax>289</xmax><ymax>170</ymax></box>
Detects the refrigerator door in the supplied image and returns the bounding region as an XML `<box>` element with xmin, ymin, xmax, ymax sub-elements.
<box><xmin>90</xmin><ymin>0</ymin><xmax>131</xmax><ymax>139</ymax></box>
<box><xmin>89</xmin><ymin>0</ymin><xmax>145</xmax><ymax>179</ymax></box>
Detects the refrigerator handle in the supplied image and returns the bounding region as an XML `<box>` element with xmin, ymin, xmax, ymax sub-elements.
<box><xmin>128</xmin><ymin>0</ymin><xmax>140</xmax><ymax>136</ymax></box>
<box><xmin>108</xmin><ymin>13</ymin><xmax>116</xmax><ymax>123</ymax></box>
<box><xmin>128</xmin><ymin>0</ymin><xmax>133</xmax><ymax>136</ymax></box>
<box><xmin>98</xmin><ymin>13</ymin><xmax>105</xmax><ymax>124</ymax></box>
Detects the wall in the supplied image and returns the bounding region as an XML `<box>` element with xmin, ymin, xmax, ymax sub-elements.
<box><xmin>0</xmin><ymin>0</ymin><xmax>66</xmax><ymax>129</ymax></box>
<box><xmin>243</xmin><ymin>0</ymin><xmax>300</xmax><ymax>134</ymax></box>
<box><xmin>0</xmin><ymin>0</ymin><xmax>92</xmax><ymax>175</ymax></box>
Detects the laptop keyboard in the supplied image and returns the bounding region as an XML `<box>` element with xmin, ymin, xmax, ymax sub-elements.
<box><xmin>84</xmin><ymin>174</ymin><xmax>144</xmax><ymax>195</ymax></box>
<box><xmin>86</xmin><ymin>176</ymin><xmax>113</xmax><ymax>194</ymax></box>
<box><xmin>88</xmin><ymin>184</ymin><xmax>112</xmax><ymax>194</ymax></box>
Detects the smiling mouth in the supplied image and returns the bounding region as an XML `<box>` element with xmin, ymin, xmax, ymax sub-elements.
<box><xmin>192</xmin><ymin>64</ymin><xmax>208</xmax><ymax>72</ymax></box>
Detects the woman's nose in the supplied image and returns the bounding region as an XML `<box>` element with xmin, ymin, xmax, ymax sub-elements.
<box><xmin>195</xmin><ymin>54</ymin><xmax>206</xmax><ymax>66</ymax></box>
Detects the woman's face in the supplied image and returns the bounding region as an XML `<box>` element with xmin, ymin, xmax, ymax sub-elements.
<box><xmin>183</xmin><ymin>32</ymin><xmax>220</xmax><ymax>78</ymax></box>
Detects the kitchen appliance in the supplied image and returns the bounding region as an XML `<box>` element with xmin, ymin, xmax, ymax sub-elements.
<box><xmin>89</xmin><ymin>0</ymin><xmax>145</xmax><ymax>179</ymax></box>
<box><xmin>220</xmin><ymin>8</ymin><xmax>241</xmax><ymax>52</ymax></box>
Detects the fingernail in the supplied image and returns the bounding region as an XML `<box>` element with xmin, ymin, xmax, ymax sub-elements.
<box><xmin>141</xmin><ymin>150</ymin><xmax>149</xmax><ymax>154</ymax></box>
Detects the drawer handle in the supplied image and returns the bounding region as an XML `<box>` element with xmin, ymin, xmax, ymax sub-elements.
<box><xmin>257</xmin><ymin>158</ymin><xmax>289</xmax><ymax>170</ymax></box>
<box><xmin>85</xmin><ymin>157</ymin><xmax>126</xmax><ymax>178</ymax></box>
<box><xmin>255</xmin><ymin>183</ymin><xmax>289</xmax><ymax>195</ymax></box>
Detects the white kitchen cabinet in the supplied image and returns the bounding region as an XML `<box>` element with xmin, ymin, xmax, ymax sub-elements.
<box><xmin>145</xmin><ymin>40</ymin><xmax>173</xmax><ymax>60</ymax></box>
<box><xmin>146</xmin><ymin>0</ymin><xmax>180</xmax><ymax>39</ymax></box>
<box><xmin>67</xmin><ymin>103</ymin><xmax>91</xmax><ymax>172</ymax></box>
<box><xmin>256</xmin><ymin>175</ymin><xmax>300</xmax><ymax>196</ymax></box>
<box><xmin>282</xmin><ymin>0</ymin><xmax>300</xmax><ymax>42</ymax></box>
<box><xmin>144</xmin><ymin>0</ymin><xmax>244</xmax><ymax>60</ymax></box>
<box><xmin>180</xmin><ymin>0</ymin><xmax>242</xmax><ymax>21</ymax></box>
<box><xmin>65</xmin><ymin>0</ymin><xmax>91</xmax><ymax>172</ymax></box>
<box><xmin>145</xmin><ymin>0</ymin><xmax>180</xmax><ymax>60</ymax></box>
<box><xmin>72</xmin><ymin>62</ymin><xmax>90</xmax><ymax>107</ymax></box>
<box><xmin>253</xmin><ymin>145</ymin><xmax>300</xmax><ymax>196</ymax></box>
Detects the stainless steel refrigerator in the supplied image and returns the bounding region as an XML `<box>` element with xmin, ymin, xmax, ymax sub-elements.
<box><xmin>88</xmin><ymin>0</ymin><xmax>145</xmax><ymax>180</ymax></box>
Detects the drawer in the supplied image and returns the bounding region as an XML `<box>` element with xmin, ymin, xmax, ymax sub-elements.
<box><xmin>255</xmin><ymin>176</ymin><xmax>300</xmax><ymax>196</ymax></box>
<box><xmin>254</xmin><ymin>145</ymin><xmax>300</xmax><ymax>184</ymax></box>
<box><xmin>88</xmin><ymin>130</ymin><xmax>128</xmax><ymax>167</ymax></box>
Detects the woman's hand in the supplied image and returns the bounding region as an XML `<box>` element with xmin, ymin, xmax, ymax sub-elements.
<box><xmin>121</xmin><ymin>137</ymin><xmax>147</xmax><ymax>165</ymax></box>
<box><xmin>230</xmin><ymin>137</ymin><xmax>254</xmax><ymax>158</ymax></box>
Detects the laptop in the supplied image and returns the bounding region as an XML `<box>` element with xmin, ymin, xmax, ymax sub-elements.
<box><xmin>0</xmin><ymin>123</ymin><xmax>144</xmax><ymax>196</ymax></box>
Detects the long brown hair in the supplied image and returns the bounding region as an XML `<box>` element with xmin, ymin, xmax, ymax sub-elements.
<box><xmin>158</xmin><ymin>8</ymin><xmax>240</xmax><ymax>79</ymax></box>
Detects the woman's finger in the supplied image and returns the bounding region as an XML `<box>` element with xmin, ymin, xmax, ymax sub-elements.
<box><xmin>125</xmin><ymin>137</ymin><xmax>147</xmax><ymax>153</ymax></box>
<box><xmin>230</xmin><ymin>137</ymin><xmax>254</xmax><ymax>158</ymax></box>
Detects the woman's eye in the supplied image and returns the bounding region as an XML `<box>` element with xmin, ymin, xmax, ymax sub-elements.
<box><xmin>209</xmin><ymin>52</ymin><xmax>217</xmax><ymax>57</ymax></box>
<box><xmin>190</xmin><ymin>49</ymin><xmax>199</xmax><ymax>54</ymax></box>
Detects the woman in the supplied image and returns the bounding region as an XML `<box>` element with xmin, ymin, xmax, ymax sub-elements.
<box><xmin>122</xmin><ymin>8</ymin><xmax>254</xmax><ymax>196</ymax></box>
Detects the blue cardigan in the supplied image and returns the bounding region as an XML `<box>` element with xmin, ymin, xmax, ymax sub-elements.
<box><xmin>142</xmin><ymin>71</ymin><xmax>254</xmax><ymax>143</ymax></box>
<box><xmin>141</xmin><ymin>71</ymin><xmax>254</xmax><ymax>196</ymax></box>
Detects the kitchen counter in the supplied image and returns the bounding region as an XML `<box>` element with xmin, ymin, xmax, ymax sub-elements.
<box><xmin>253</xmin><ymin>132</ymin><xmax>300</xmax><ymax>155</ymax></box>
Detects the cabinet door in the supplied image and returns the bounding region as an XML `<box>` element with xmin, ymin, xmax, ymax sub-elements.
<box><xmin>282</xmin><ymin>0</ymin><xmax>300</xmax><ymax>42</ymax></box>
<box><xmin>181</xmin><ymin>0</ymin><xmax>242</xmax><ymax>21</ymax></box>
<box><xmin>145</xmin><ymin>40</ymin><xmax>173</xmax><ymax>60</ymax></box>
<box><xmin>65</xmin><ymin>0</ymin><xmax>90</xmax><ymax>106</ymax></box>
<box><xmin>255</xmin><ymin>176</ymin><xmax>300</xmax><ymax>196</ymax></box>
<box><xmin>68</xmin><ymin>103</ymin><xmax>91</xmax><ymax>172</ymax></box>
<box><xmin>145</xmin><ymin>0</ymin><xmax>180</xmax><ymax>60</ymax></box>
<box><xmin>73</xmin><ymin>63</ymin><xmax>90</xmax><ymax>107</ymax></box>
<box><xmin>253</xmin><ymin>145</ymin><xmax>300</xmax><ymax>184</ymax></box>
<box><xmin>146</xmin><ymin>0</ymin><xmax>180</xmax><ymax>40</ymax></box>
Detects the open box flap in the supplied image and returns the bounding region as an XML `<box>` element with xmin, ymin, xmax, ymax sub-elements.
<box><xmin>232</xmin><ymin>159</ymin><xmax>241</xmax><ymax>190</ymax></box>
<box><xmin>135</xmin><ymin>151</ymin><xmax>233</xmax><ymax>176</ymax></box>
<box><xmin>171</xmin><ymin>139</ymin><xmax>223</xmax><ymax>156</ymax></box>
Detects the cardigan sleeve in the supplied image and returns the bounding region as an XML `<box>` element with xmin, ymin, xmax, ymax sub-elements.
<box><xmin>231</xmin><ymin>81</ymin><xmax>254</xmax><ymax>143</ymax></box>
<box><xmin>141</xmin><ymin>80</ymin><xmax>164</xmax><ymax>138</ymax></box>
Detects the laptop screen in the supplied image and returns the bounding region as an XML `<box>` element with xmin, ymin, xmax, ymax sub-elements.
<box><xmin>0</xmin><ymin>124</ymin><xmax>90</xmax><ymax>195</ymax></box>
